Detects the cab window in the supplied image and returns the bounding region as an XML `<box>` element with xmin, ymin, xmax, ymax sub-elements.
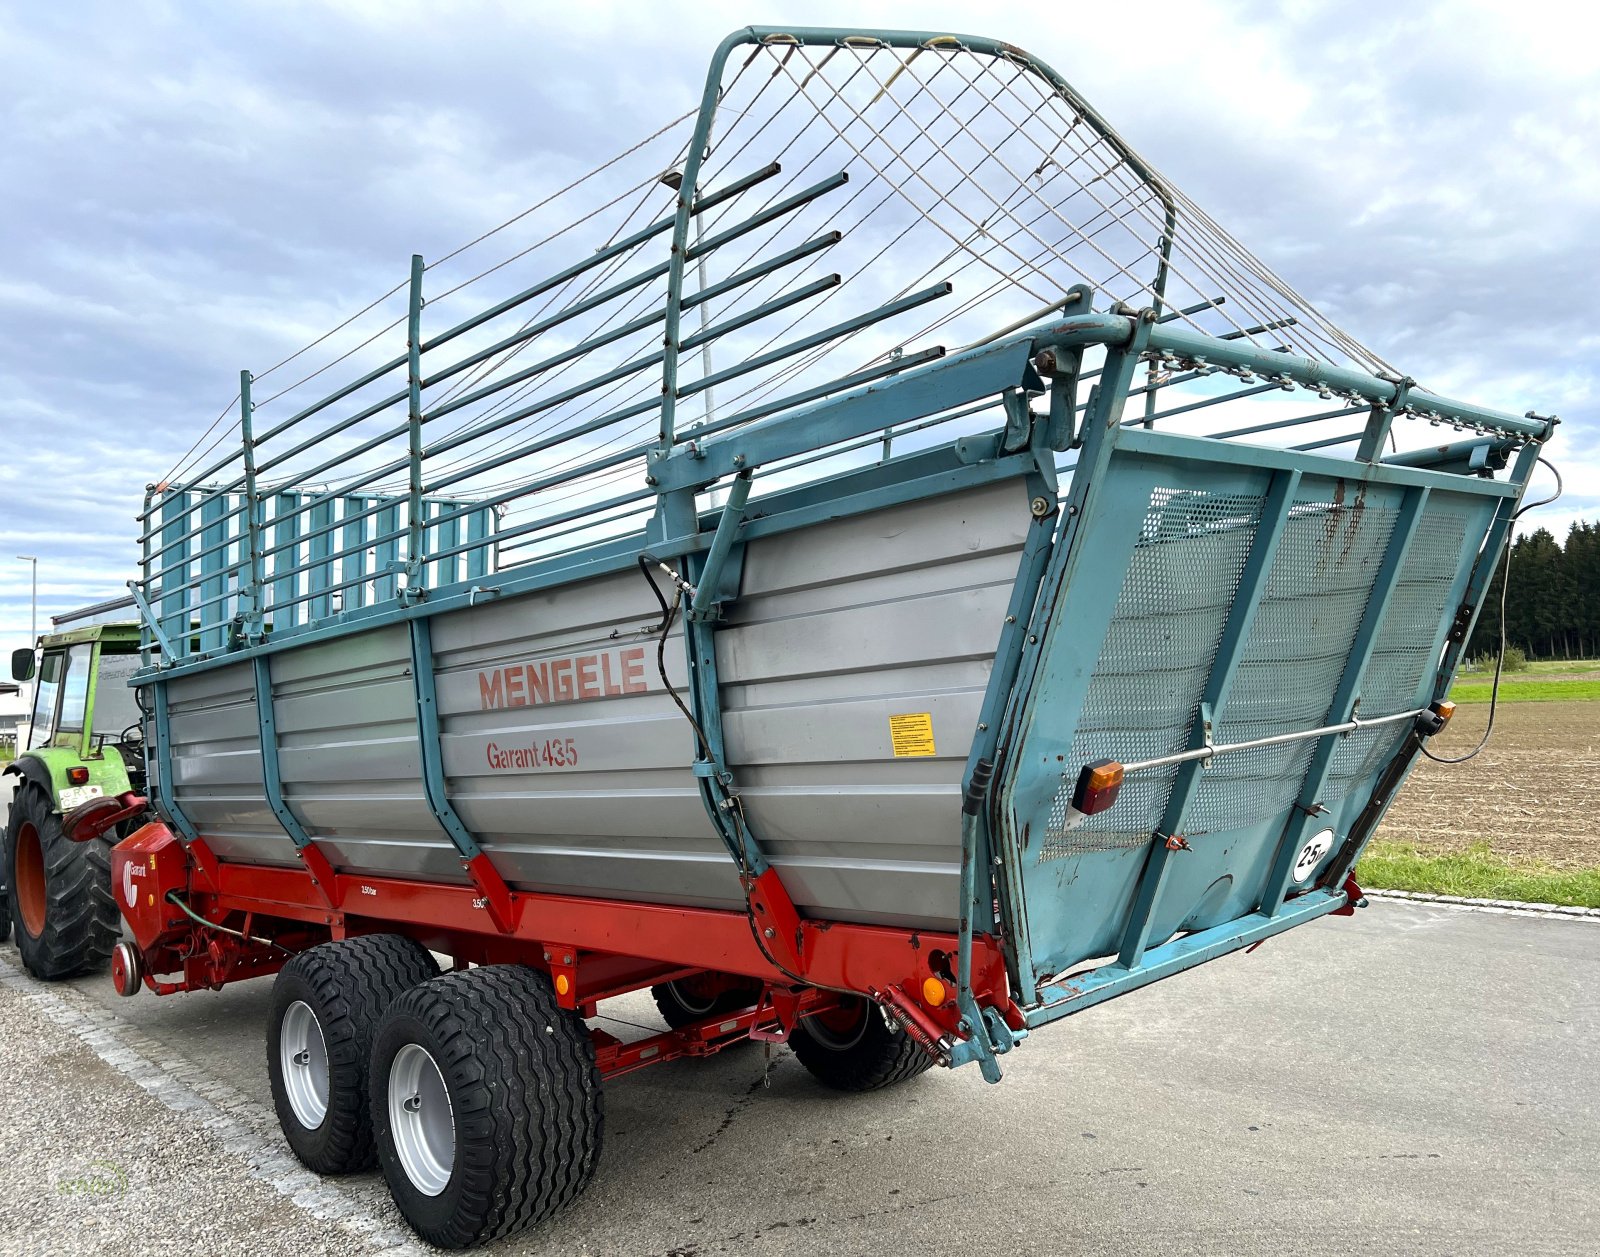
<box><xmin>52</xmin><ymin>644</ymin><xmax>93</xmax><ymax>741</ymax></box>
<box><xmin>27</xmin><ymin>651</ymin><xmax>63</xmax><ymax>748</ymax></box>
<box><xmin>93</xmin><ymin>651</ymin><xmax>143</xmax><ymax>739</ymax></box>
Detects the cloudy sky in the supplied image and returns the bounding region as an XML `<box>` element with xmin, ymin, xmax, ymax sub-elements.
<box><xmin>1</xmin><ymin>0</ymin><xmax>1594</xmax><ymax>652</ymax></box>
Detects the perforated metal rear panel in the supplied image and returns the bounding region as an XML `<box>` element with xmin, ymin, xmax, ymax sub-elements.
<box><xmin>1180</xmin><ymin>495</ymin><xmax>1399</xmax><ymax>836</ymax></box>
<box><xmin>1044</xmin><ymin>488</ymin><xmax>1264</xmax><ymax>856</ymax></box>
<box><xmin>999</xmin><ymin>428</ymin><xmax>1504</xmax><ymax>990</ymax></box>
<box><xmin>1324</xmin><ymin>497</ymin><xmax>1477</xmax><ymax>801</ymax></box>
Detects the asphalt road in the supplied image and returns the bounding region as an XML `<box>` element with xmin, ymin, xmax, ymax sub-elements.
<box><xmin>0</xmin><ymin>899</ymin><xmax>1595</xmax><ymax>1256</ymax></box>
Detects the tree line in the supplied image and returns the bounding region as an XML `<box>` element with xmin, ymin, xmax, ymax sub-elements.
<box><xmin>1467</xmin><ymin>521</ymin><xmax>1600</xmax><ymax>661</ymax></box>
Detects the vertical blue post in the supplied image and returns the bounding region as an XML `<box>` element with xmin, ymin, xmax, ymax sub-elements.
<box><xmin>431</xmin><ymin>503</ymin><xmax>460</xmax><ymax>591</ymax></box>
<box><xmin>238</xmin><ymin>370</ymin><xmax>265</xmax><ymax>641</ymax></box>
<box><xmin>342</xmin><ymin>496</ymin><xmax>368</xmax><ymax>610</ymax></box>
<box><xmin>1356</xmin><ymin>378</ymin><xmax>1411</xmax><ymax>463</ymax></box>
<box><xmin>198</xmin><ymin>493</ymin><xmax>227</xmax><ymax>653</ymax></box>
<box><xmin>405</xmin><ymin>253</ymin><xmax>426</xmax><ymax>594</ymax></box>
<box><xmin>272</xmin><ymin>492</ymin><xmax>300</xmax><ymax>634</ymax></box>
<box><xmin>375</xmin><ymin>502</ymin><xmax>400</xmax><ymax>603</ymax></box>
<box><xmin>307</xmin><ymin>498</ymin><xmax>333</xmax><ymax>621</ymax></box>
<box><xmin>158</xmin><ymin>490</ymin><xmax>192</xmax><ymax>663</ymax></box>
<box><xmin>465</xmin><ymin>507</ymin><xmax>490</xmax><ymax>580</ymax></box>
<box><xmin>657</xmin><ymin>36</ymin><xmax>736</xmax><ymax>450</ymax></box>
<box><xmin>139</xmin><ymin>488</ymin><xmax>155</xmax><ymax>667</ymax></box>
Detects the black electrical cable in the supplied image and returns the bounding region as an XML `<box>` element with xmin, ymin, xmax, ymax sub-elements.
<box><xmin>636</xmin><ymin>554</ymin><xmax>712</xmax><ymax>762</ymax></box>
<box><xmin>1420</xmin><ymin>456</ymin><xmax>1563</xmax><ymax>765</ymax></box>
<box><xmin>635</xmin><ymin>551</ymin><xmax>848</xmax><ymax>999</ymax></box>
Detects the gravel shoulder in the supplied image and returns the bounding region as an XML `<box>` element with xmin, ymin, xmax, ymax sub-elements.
<box><xmin>0</xmin><ymin>959</ymin><xmax>372</xmax><ymax>1257</ymax></box>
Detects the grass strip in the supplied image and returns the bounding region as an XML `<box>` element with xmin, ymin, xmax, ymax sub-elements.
<box><xmin>1356</xmin><ymin>840</ymin><xmax>1600</xmax><ymax>908</ymax></box>
<box><xmin>1447</xmin><ymin>678</ymin><xmax>1600</xmax><ymax>704</ymax></box>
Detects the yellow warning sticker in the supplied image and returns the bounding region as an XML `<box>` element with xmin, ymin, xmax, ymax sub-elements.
<box><xmin>889</xmin><ymin>712</ymin><xmax>937</xmax><ymax>758</ymax></box>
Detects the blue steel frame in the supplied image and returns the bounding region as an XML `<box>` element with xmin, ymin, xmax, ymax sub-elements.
<box><xmin>988</xmin><ymin>400</ymin><xmax>1532</xmax><ymax>1035</ymax></box>
<box><xmin>128</xmin><ymin>27</ymin><xmax>1558</xmax><ymax>1078</ymax></box>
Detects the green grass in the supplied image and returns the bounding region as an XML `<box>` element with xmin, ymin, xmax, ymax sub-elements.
<box><xmin>1447</xmin><ymin>678</ymin><xmax>1600</xmax><ymax>704</ymax></box>
<box><xmin>1356</xmin><ymin>840</ymin><xmax>1600</xmax><ymax>908</ymax></box>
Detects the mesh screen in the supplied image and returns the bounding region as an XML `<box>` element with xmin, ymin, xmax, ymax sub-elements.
<box><xmin>1042</xmin><ymin>486</ymin><xmax>1263</xmax><ymax>857</ymax></box>
<box><xmin>1323</xmin><ymin>498</ymin><xmax>1475</xmax><ymax>801</ymax></box>
<box><xmin>1179</xmin><ymin>496</ymin><xmax>1399</xmax><ymax>834</ymax></box>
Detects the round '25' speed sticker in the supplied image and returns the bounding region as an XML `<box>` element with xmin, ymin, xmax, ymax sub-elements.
<box><xmin>1293</xmin><ymin>828</ymin><xmax>1336</xmax><ymax>883</ymax></box>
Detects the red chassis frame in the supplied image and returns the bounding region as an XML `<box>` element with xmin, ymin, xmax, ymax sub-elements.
<box><xmin>112</xmin><ymin>822</ymin><xmax>1019</xmax><ymax>1080</ymax></box>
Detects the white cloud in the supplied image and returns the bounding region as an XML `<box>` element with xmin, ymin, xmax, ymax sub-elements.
<box><xmin>0</xmin><ymin>0</ymin><xmax>1594</xmax><ymax>647</ymax></box>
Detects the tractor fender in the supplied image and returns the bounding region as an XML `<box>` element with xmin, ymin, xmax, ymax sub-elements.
<box><xmin>3</xmin><ymin>757</ymin><xmax>52</xmax><ymax>801</ymax></box>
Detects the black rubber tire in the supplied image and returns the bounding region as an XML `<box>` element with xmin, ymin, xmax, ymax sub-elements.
<box><xmin>5</xmin><ymin>784</ymin><xmax>118</xmax><ymax>979</ymax></box>
<box><xmin>267</xmin><ymin>934</ymin><xmax>440</xmax><ymax>1175</ymax></box>
<box><xmin>650</xmin><ymin>975</ymin><xmax>762</xmax><ymax>1030</ymax></box>
<box><xmin>369</xmin><ymin>965</ymin><xmax>604</xmax><ymax>1249</ymax></box>
<box><xmin>790</xmin><ymin>996</ymin><xmax>936</xmax><ymax>1092</ymax></box>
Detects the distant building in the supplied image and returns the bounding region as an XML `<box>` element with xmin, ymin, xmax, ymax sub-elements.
<box><xmin>0</xmin><ymin>680</ymin><xmax>26</xmax><ymax>751</ymax></box>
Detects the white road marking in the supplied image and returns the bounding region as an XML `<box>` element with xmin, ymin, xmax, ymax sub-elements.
<box><xmin>0</xmin><ymin>957</ymin><xmax>427</xmax><ymax>1255</ymax></box>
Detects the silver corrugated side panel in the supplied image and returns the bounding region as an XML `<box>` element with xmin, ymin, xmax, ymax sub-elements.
<box><xmin>166</xmin><ymin>480</ymin><xmax>1029</xmax><ymax>929</ymax></box>
<box><xmin>270</xmin><ymin>625</ymin><xmax>447</xmax><ymax>879</ymax></box>
<box><xmin>166</xmin><ymin>663</ymin><xmax>282</xmax><ymax>863</ymax></box>
<box><xmin>167</xmin><ymin>624</ymin><xmax>456</xmax><ymax>879</ymax></box>
<box><xmin>432</xmin><ymin>480</ymin><xmax>1029</xmax><ymax>929</ymax></box>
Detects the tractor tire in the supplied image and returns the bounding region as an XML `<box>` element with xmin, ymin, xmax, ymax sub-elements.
<box><xmin>267</xmin><ymin>935</ymin><xmax>441</xmax><ymax>1175</ymax></box>
<box><xmin>370</xmin><ymin>964</ymin><xmax>604</xmax><ymax>1249</ymax></box>
<box><xmin>650</xmin><ymin>973</ymin><xmax>762</xmax><ymax>1030</ymax></box>
<box><xmin>5</xmin><ymin>784</ymin><xmax>118</xmax><ymax>980</ymax></box>
<box><xmin>790</xmin><ymin>995</ymin><xmax>936</xmax><ymax>1092</ymax></box>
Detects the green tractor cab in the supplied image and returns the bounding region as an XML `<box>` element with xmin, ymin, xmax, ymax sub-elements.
<box><xmin>4</xmin><ymin>623</ymin><xmax>147</xmax><ymax>978</ymax></box>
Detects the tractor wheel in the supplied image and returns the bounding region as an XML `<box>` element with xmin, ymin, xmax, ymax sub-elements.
<box><xmin>790</xmin><ymin>995</ymin><xmax>936</xmax><ymax>1092</ymax></box>
<box><xmin>650</xmin><ymin>973</ymin><xmax>762</xmax><ymax>1030</ymax></box>
<box><xmin>4</xmin><ymin>784</ymin><xmax>118</xmax><ymax>979</ymax></box>
<box><xmin>370</xmin><ymin>965</ymin><xmax>604</xmax><ymax>1249</ymax></box>
<box><xmin>267</xmin><ymin>934</ymin><xmax>440</xmax><ymax>1175</ymax></box>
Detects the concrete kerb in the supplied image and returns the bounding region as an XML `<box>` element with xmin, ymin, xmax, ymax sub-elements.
<box><xmin>1365</xmin><ymin>887</ymin><xmax>1600</xmax><ymax>921</ymax></box>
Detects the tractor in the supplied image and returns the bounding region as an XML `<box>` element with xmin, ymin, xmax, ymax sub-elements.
<box><xmin>4</xmin><ymin>623</ymin><xmax>147</xmax><ymax>978</ymax></box>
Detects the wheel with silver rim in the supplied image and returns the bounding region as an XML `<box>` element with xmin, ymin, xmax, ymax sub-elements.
<box><xmin>279</xmin><ymin>1000</ymin><xmax>330</xmax><ymax>1130</ymax></box>
<box><xmin>369</xmin><ymin>965</ymin><xmax>604</xmax><ymax>1249</ymax></box>
<box><xmin>266</xmin><ymin>934</ymin><xmax>439</xmax><ymax>1175</ymax></box>
<box><xmin>387</xmin><ymin>1043</ymin><xmax>454</xmax><ymax>1196</ymax></box>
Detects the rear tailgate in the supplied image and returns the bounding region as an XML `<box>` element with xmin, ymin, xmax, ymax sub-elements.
<box><xmin>994</xmin><ymin>424</ymin><xmax>1517</xmax><ymax>1017</ymax></box>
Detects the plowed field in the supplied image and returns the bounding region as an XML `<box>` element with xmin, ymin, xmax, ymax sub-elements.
<box><xmin>1379</xmin><ymin>699</ymin><xmax>1600</xmax><ymax>869</ymax></box>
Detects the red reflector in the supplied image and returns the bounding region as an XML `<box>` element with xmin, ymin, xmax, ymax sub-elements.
<box><xmin>66</xmin><ymin>766</ymin><xmax>90</xmax><ymax>786</ymax></box>
<box><xmin>1072</xmin><ymin>759</ymin><xmax>1124</xmax><ymax>816</ymax></box>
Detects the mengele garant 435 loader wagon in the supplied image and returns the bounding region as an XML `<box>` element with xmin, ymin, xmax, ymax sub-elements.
<box><xmin>12</xmin><ymin>26</ymin><xmax>1559</xmax><ymax>1249</ymax></box>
